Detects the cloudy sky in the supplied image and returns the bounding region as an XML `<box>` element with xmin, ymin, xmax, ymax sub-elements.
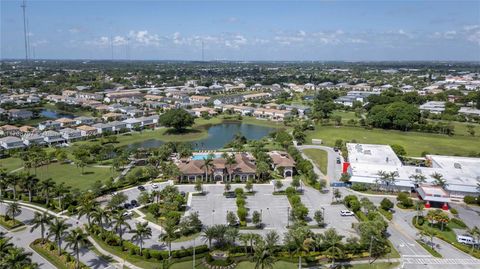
<box><xmin>1</xmin><ymin>0</ymin><xmax>479</xmax><ymax>61</ymax></box>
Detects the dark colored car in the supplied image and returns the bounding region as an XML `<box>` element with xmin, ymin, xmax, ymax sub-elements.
<box><xmin>180</xmin><ymin>191</ymin><xmax>186</xmax><ymax>197</ymax></box>
<box><xmin>123</xmin><ymin>203</ymin><xmax>132</xmax><ymax>209</ymax></box>
<box><xmin>225</xmin><ymin>192</ymin><xmax>236</xmax><ymax>198</ymax></box>
<box><xmin>130</xmin><ymin>200</ymin><xmax>139</xmax><ymax>207</ymax></box>
<box><xmin>137</xmin><ymin>185</ymin><xmax>146</xmax><ymax>191</ymax></box>
<box><xmin>333</xmin><ymin>147</ymin><xmax>339</xmax><ymax>152</ymax></box>
<box><xmin>336</xmin><ymin>157</ymin><xmax>341</xmax><ymax>164</ymax></box>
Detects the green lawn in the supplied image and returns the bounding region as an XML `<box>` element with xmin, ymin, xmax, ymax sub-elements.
<box><xmin>306</xmin><ymin>125</ymin><xmax>480</xmax><ymax>157</ymax></box>
<box><xmin>332</xmin><ymin>110</ymin><xmax>360</xmax><ymax>122</ymax></box>
<box><xmin>302</xmin><ymin>148</ymin><xmax>328</xmax><ymax>175</ymax></box>
<box><xmin>0</xmin><ymin>157</ymin><xmax>24</xmax><ymax>172</ymax></box>
<box><xmin>427</xmin><ymin>119</ymin><xmax>480</xmax><ymax>137</ymax></box>
<box><xmin>29</xmin><ymin>162</ymin><xmax>118</xmax><ymax>191</ymax></box>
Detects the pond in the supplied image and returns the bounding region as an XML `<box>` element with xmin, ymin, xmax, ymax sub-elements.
<box><xmin>40</xmin><ymin>109</ymin><xmax>75</xmax><ymax>119</ymax></box>
<box><xmin>129</xmin><ymin>122</ymin><xmax>276</xmax><ymax>150</ymax></box>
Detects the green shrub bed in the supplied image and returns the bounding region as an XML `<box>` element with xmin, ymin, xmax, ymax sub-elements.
<box><xmin>0</xmin><ymin>215</ymin><xmax>24</xmax><ymax>230</ymax></box>
<box><xmin>30</xmin><ymin>239</ymin><xmax>88</xmax><ymax>269</ymax></box>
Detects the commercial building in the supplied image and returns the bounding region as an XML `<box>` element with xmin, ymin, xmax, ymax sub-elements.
<box><xmin>345</xmin><ymin>143</ymin><xmax>480</xmax><ymax>204</ymax></box>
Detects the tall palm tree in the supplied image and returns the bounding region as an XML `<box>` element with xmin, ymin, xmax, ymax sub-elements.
<box><xmin>2</xmin><ymin>247</ymin><xmax>34</xmax><ymax>269</ymax></box>
<box><xmin>225</xmin><ymin>154</ymin><xmax>237</xmax><ymax>182</ymax></box>
<box><xmin>30</xmin><ymin>211</ymin><xmax>53</xmax><ymax>242</ymax></box>
<box><xmin>19</xmin><ymin>173</ymin><xmax>39</xmax><ymax>203</ymax></box>
<box><xmin>54</xmin><ymin>182</ymin><xmax>71</xmax><ymax>211</ymax></box>
<box><xmin>65</xmin><ymin>228</ymin><xmax>88</xmax><ymax>269</ymax></box>
<box><xmin>112</xmin><ymin>210</ymin><xmax>131</xmax><ymax>245</ymax></box>
<box><xmin>253</xmin><ymin>240</ymin><xmax>274</xmax><ymax>269</ymax></box>
<box><xmin>409</xmin><ymin>174</ymin><xmax>426</xmax><ymax>186</ymax></box>
<box><xmin>0</xmin><ymin>235</ymin><xmax>14</xmax><ymax>257</ymax></box>
<box><xmin>131</xmin><ymin>222</ymin><xmax>152</xmax><ymax>256</ymax></box>
<box><xmin>48</xmin><ymin>218</ymin><xmax>70</xmax><ymax>255</ymax></box>
<box><xmin>160</xmin><ymin>218</ymin><xmax>177</xmax><ymax>257</ymax></box>
<box><xmin>200</xmin><ymin>157</ymin><xmax>214</xmax><ymax>182</ymax></box>
<box><xmin>77</xmin><ymin>199</ymin><xmax>97</xmax><ymax>227</ymax></box>
<box><xmin>323</xmin><ymin>228</ymin><xmax>344</xmax><ymax>267</ymax></box>
<box><xmin>202</xmin><ymin>225</ymin><xmax>217</xmax><ymax>249</ymax></box>
<box><xmin>39</xmin><ymin>178</ymin><xmax>56</xmax><ymax>206</ymax></box>
<box><xmin>264</xmin><ymin>230</ymin><xmax>279</xmax><ymax>253</ymax></box>
<box><xmin>7</xmin><ymin>174</ymin><xmax>21</xmax><ymax>200</ymax></box>
<box><xmin>6</xmin><ymin>202</ymin><xmax>21</xmax><ymax>223</ymax></box>
<box><xmin>91</xmin><ymin>207</ymin><xmax>111</xmax><ymax>228</ymax></box>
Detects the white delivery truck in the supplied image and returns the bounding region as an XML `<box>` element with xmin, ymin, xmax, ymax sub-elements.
<box><xmin>457</xmin><ymin>235</ymin><xmax>477</xmax><ymax>245</ymax></box>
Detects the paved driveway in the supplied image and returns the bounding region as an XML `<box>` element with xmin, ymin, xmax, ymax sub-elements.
<box><xmin>187</xmin><ymin>184</ymin><xmax>237</xmax><ymax>226</ymax></box>
<box><xmin>246</xmin><ymin>185</ymin><xmax>290</xmax><ymax>231</ymax></box>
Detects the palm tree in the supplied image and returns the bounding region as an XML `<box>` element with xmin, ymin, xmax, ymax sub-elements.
<box><xmin>225</xmin><ymin>154</ymin><xmax>237</xmax><ymax>182</ymax></box>
<box><xmin>323</xmin><ymin>228</ymin><xmax>344</xmax><ymax>267</ymax></box>
<box><xmin>200</xmin><ymin>157</ymin><xmax>214</xmax><ymax>182</ymax></box>
<box><xmin>0</xmin><ymin>235</ymin><xmax>14</xmax><ymax>256</ymax></box>
<box><xmin>112</xmin><ymin>210</ymin><xmax>131</xmax><ymax>245</ymax></box>
<box><xmin>131</xmin><ymin>222</ymin><xmax>152</xmax><ymax>256</ymax></box>
<box><xmin>467</xmin><ymin>226</ymin><xmax>480</xmax><ymax>252</ymax></box>
<box><xmin>274</xmin><ymin>180</ymin><xmax>283</xmax><ymax>193</ymax></box>
<box><xmin>6</xmin><ymin>202</ymin><xmax>21</xmax><ymax>223</ymax></box>
<box><xmin>239</xmin><ymin>233</ymin><xmax>250</xmax><ymax>255</ymax></box>
<box><xmin>65</xmin><ymin>228</ymin><xmax>88</xmax><ymax>269</ymax></box>
<box><xmin>2</xmin><ymin>247</ymin><xmax>34</xmax><ymax>269</ymax></box>
<box><xmin>264</xmin><ymin>230</ymin><xmax>279</xmax><ymax>253</ymax></box>
<box><xmin>409</xmin><ymin>174</ymin><xmax>426</xmax><ymax>186</ymax></box>
<box><xmin>77</xmin><ymin>199</ymin><xmax>97</xmax><ymax>227</ymax></box>
<box><xmin>431</xmin><ymin>173</ymin><xmax>447</xmax><ymax>188</ymax></box>
<box><xmin>202</xmin><ymin>225</ymin><xmax>217</xmax><ymax>249</ymax></box>
<box><xmin>159</xmin><ymin>218</ymin><xmax>176</xmax><ymax>257</ymax></box>
<box><xmin>39</xmin><ymin>178</ymin><xmax>56</xmax><ymax>206</ymax></box>
<box><xmin>7</xmin><ymin>175</ymin><xmax>20</xmax><ymax>200</ymax></box>
<box><xmin>54</xmin><ymin>182</ymin><xmax>71</xmax><ymax>211</ymax></box>
<box><xmin>253</xmin><ymin>240</ymin><xmax>274</xmax><ymax>269</ymax></box>
<box><xmin>48</xmin><ymin>218</ymin><xmax>70</xmax><ymax>255</ymax></box>
<box><xmin>90</xmin><ymin>207</ymin><xmax>111</xmax><ymax>228</ymax></box>
<box><xmin>19</xmin><ymin>173</ymin><xmax>38</xmax><ymax>203</ymax></box>
<box><xmin>30</xmin><ymin>211</ymin><xmax>53</xmax><ymax>242</ymax></box>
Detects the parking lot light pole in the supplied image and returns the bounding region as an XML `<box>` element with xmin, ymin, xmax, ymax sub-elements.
<box><xmin>212</xmin><ymin>209</ymin><xmax>215</xmax><ymax>225</ymax></box>
<box><xmin>287</xmin><ymin>207</ymin><xmax>290</xmax><ymax>228</ymax></box>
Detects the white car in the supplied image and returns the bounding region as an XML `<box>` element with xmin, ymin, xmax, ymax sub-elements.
<box><xmin>122</xmin><ymin>211</ymin><xmax>133</xmax><ymax>217</ymax></box>
<box><xmin>340</xmin><ymin>210</ymin><xmax>354</xmax><ymax>216</ymax></box>
<box><xmin>151</xmin><ymin>183</ymin><xmax>158</xmax><ymax>189</ymax></box>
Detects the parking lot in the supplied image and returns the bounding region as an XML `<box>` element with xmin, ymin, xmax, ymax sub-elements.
<box><xmin>187</xmin><ymin>185</ymin><xmax>237</xmax><ymax>226</ymax></box>
<box><xmin>246</xmin><ymin>185</ymin><xmax>291</xmax><ymax>231</ymax></box>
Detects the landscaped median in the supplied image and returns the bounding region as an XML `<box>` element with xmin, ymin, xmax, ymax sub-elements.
<box><xmin>30</xmin><ymin>239</ymin><xmax>88</xmax><ymax>269</ymax></box>
<box><xmin>89</xmin><ymin>224</ymin><xmax>209</xmax><ymax>269</ymax></box>
<box><xmin>412</xmin><ymin>215</ymin><xmax>480</xmax><ymax>259</ymax></box>
<box><xmin>0</xmin><ymin>215</ymin><xmax>24</xmax><ymax>230</ymax></box>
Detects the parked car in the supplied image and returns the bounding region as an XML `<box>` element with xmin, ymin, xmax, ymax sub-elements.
<box><xmin>340</xmin><ymin>210</ymin><xmax>354</xmax><ymax>216</ymax></box>
<box><xmin>137</xmin><ymin>185</ymin><xmax>146</xmax><ymax>191</ymax></box>
<box><xmin>122</xmin><ymin>211</ymin><xmax>133</xmax><ymax>217</ymax></box>
<box><xmin>180</xmin><ymin>191</ymin><xmax>186</xmax><ymax>197</ymax></box>
<box><xmin>130</xmin><ymin>200</ymin><xmax>139</xmax><ymax>207</ymax></box>
<box><xmin>151</xmin><ymin>183</ymin><xmax>158</xmax><ymax>189</ymax></box>
<box><xmin>457</xmin><ymin>235</ymin><xmax>477</xmax><ymax>245</ymax></box>
<box><xmin>333</xmin><ymin>147</ymin><xmax>339</xmax><ymax>152</ymax></box>
<box><xmin>123</xmin><ymin>203</ymin><xmax>132</xmax><ymax>209</ymax></box>
<box><xmin>336</xmin><ymin>157</ymin><xmax>341</xmax><ymax>164</ymax></box>
<box><xmin>225</xmin><ymin>192</ymin><xmax>236</xmax><ymax>198</ymax></box>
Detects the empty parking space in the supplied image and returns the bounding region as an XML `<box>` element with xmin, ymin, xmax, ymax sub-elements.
<box><xmin>188</xmin><ymin>185</ymin><xmax>237</xmax><ymax>226</ymax></box>
<box><xmin>247</xmin><ymin>185</ymin><xmax>290</xmax><ymax>231</ymax></box>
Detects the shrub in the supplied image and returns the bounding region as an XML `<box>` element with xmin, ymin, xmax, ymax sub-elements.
<box><xmin>380</xmin><ymin>198</ymin><xmax>394</xmax><ymax>211</ymax></box>
<box><xmin>450</xmin><ymin>218</ymin><xmax>467</xmax><ymax>228</ymax></box>
<box><xmin>463</xmin><ymin>195</ymin><xmax>477</xmax><ymax>204</ymax></box>
<box><xmin>351</xmin><ymin>183</ymin><xmax>368</xmax><ymax>192</ymax></box>
<box><xmin>237</xmin><ymin>207</ymin><xmax>247</xmax><ymax>221</ymax></box>
<box><xmin>450</xmin><ymin>208</ymin><xmax>458</xmax><ymax>215</ymax></box>
<box><xmin>234</xmin><ymin>188</ymin><xmax>244</xmax><ymax>196</ymax></box>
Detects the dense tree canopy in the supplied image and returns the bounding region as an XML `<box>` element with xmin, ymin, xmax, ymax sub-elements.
<box><xmin>158</xmin><ymin>109</ymin><xmax>195</xmax><ymax>132</ymax></box>
<box><xmin>367</xmin><ymin>101</ymin><xmax>420</xmax><ymax>131</ymax></box>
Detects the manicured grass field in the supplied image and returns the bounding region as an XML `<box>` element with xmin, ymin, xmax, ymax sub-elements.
<box><xmin>427</xmin><ymin>119</ymin><xmax>480</xmax><ymax>137</ymax></box>
<box><xmin>306</xmin><ymin>125</ymin><xmax>480</xmax><ymax>157</ymax></box>
<box><xmin>302</xmin><ymin>148</ymin><xmax>328</xmax><ymax>175</ymax></box>
<box><xmin>0</xmin><ymin>157</ymin><xmax>24</xmax><ymax>172</ymax></box>
<box><xmin>32</xmin><ymin>162</ymin><xmax>118</xmax><ymax>191</ymax></box>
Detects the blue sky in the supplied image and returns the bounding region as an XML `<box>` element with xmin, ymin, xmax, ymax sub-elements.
<box><xmin>1</xmin><ymin>0</ymin><xmax>480</xmax><ymax>61</ymax></box>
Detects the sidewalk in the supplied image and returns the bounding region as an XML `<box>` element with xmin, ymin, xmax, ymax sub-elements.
<box><xmin>88</xmin><ymin>236</ymin><xmax>142</xmax><ymax>269</ymax></box>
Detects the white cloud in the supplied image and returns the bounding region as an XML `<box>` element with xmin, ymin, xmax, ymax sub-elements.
<box><xmin>113</xmin><ymin>36</ymin><xmax>127</xmax><ymax>46</ymax></box>
<box><xmin>85</xmin><ymin>36</ymin><xmax>110</xmax><ymax>47</ymax></box>
<box><xmin>463</xmin><ymin>25</ymin><xmax>480</xmax><ymax>45</ymax></box>
<box><xmin>128</xmin><ymin>30</ymin><xmax>161</xmax><ymax>46</ymax></box>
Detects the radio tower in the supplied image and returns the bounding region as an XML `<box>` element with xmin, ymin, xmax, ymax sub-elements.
<box><xmin>21</xmin><ymin>0</ymin><xmax>29</xmax><ymax>62</ymax></box>
<box><xmin>201</xmin><ymin>40</ymin><xmax>204</xmax><ymax>61</ymax></box>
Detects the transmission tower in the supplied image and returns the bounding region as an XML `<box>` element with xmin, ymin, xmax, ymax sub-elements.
<box><xmin>21</xmin><ymin>0</ymin><xmax>29</xmax><ymax>62</ymax></box>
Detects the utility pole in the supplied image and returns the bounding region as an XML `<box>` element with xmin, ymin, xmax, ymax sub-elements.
<box><xmin>21</xmin><ymin>0</ymin><xmax>29</xmax><ymax>62</ymax></box>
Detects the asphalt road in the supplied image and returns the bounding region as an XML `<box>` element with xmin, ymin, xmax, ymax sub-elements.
<box><xmin>296</xmin><ymin>144</ymin><xmax>344</xmax><ymax>182</ymax></box>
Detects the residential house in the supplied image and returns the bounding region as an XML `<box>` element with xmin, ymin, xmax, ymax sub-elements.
<box><xmin>38</xmin><ymin>120</ymin><xmax>61</xmax><ymax>131</ymax></box>
<box><xmin>190</xmin><ymin>107</ymin><xmax>218</xmax><ymax>117</ymax></box>
<box><xmin>59</xmin><ymin>128</ymin><xmax>82</xmax><ymax>141</ymax></box>
<box><xmin>0</xmin><ymin>125</ymin><xmax>21</xmax><ymax>137</ymax></box>
<box><xmin>189</xmin><ymin>95</ymin><xmax>211</xmax><ymax>104</ymax></box>
<box><xmin>419</xmin><ymin>101</ymin><xmax>445</xmax><ymax>114</ymax></box>
<box><xmin>22</xmin><ymin>134</ymin><xmax>45</xmax><ymax>146</ymax></box>
<box><xmin>92</xmin><ymin>123</ymin><xmax>114</xmax><ymax>134</ymax></box>
<box><xmin>76</xmin><ymin>125</ymin><xmax>98</xmax><ymax>137</ymax></box>
<box><xmin>102</xmin><ymin>112</ymin><xmax>126</xmax><ymax>122</ymax></box>
<box><xmin>104</xmin><ymin>90</ymin><xmax>143</xmax><ymax>103</ymax></box>
<box><xmin>139</xmin><ymin>115</ymin><xmax>159</xmax><ymax>128</ymax></box>
<box><xmin>0</xmin><ymin>136</ymin><xmax>25</xmax><ymax>149</ymax></box>
<box><xmin>243</xmin><ymin>92</ymin><xmax>271</xmax><ymax>101</ymax></box>
<box><xmin>42</xmin><ymin>130</ymin><xmax>64</xmax><ymax>144</ymax></box>
<box><xmin>220</xmin><ymin>105</ymin><xmax>254</xmax><ymax>116</ymax></box>
<box><xmin>108</xmin><ymin>121</ymin><xmax>127</xmax><ymax>132</ymax></box>
<box><xmin>74</xmin><ymin>116</ymin><xmax>96</xmax><ymax>126</ymax></box>
<box><xmin>253</xmin><ymin>108</ymin><xmax>291</xmax><ymax>121</ymax></box>
<box><xmin>55</xmin><ymin>117</ymin><xmax>76</xmax><ymax>127</ymax></box>
<box><xmin>122</xmin><ymin>118</ymin><xmax>142</xmax><ymax>129</ymax></box>
<box><xmin>19</xmin><ymin>125</ymin><xmax>38</xmax><ymax>135</ymax></box>
<box><xmin>8</xmin><ymin>109</ymin><xmax>33</xmax><ymax>120</ymax></box>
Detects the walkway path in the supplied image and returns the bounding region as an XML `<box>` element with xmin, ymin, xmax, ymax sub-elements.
<box><xmin>296</xmin><ymin>144</ymin><xmax>343</xmax><ymax>183</ymax></box>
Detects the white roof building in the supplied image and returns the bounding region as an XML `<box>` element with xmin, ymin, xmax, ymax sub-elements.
<box><xmin>346</xmin><ymin>143</ymin><xmax>480</xmax><ymax>199</ymax></box>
